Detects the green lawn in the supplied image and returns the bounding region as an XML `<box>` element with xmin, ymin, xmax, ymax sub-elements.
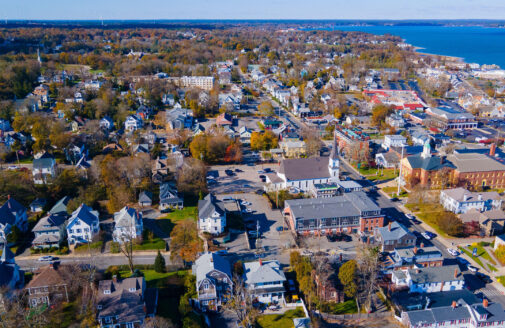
<box><xmin>321</xmin><ymin>299</ymin><xmax>358</xmax><ymax>315</ymax></box>
<box><xmin>256</xmin><ymin>307</ymin><xmax>306</xmax><ymax>328</ymax></box>
<box><xmin>459</xmin><ymin>243</ymin><xmax>498</xmax><ymax>272</ymax></box>
<box><xmin>157</xmin><ymin>206</ymin><xmax>198</xmax><ymax>235</ymax></box>
<box><xmin>497</xmin><ymin>276</ymin><xmax>505</xmax><ymax>287</ymax></box>
<box><xmin>133</xmin><ymin>238</ymin><xmax>166</xmax><ymax>251</ymax></box>
<box><xmin>459</xmin><ymin>247</ymin><xmax>486</xmax><ymax>270</ymax></box>
<box><xmin>73</xmin><ymin>241</ymin><xmax>103</xmax><ymax>253</ymax></box>
<box><xmin>356</xmin><ymin>166</ymin><xmax>398</xmax><ymax>182</ymax></box>
<box><xmin>382</xmin><ymin>186</ymin><xmax>408</xmax><ymax>198</ymax></box>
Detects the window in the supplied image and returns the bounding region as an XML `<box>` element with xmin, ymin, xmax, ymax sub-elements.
<box><xmin>204</xmin><ymin>283</ymin><xmax>209</xmax><ymax>290</ymax></box>
<box><xmin>76</xmin><ymin>229</ymin><xmax>82</xmax><ymax>233</ymax></box>
<box><xmin>129</xmin><ymin>288</ymin><xmax>136</xmax><ymax>292</ymax></box>
<box><xmin>69</xmin><ymin>229</ymin><xmax>73</xmax><ymax>234</ymax></box>
<box><xmin>97</xmin><ymin>305</ymin><xmax>102</xmax><ymax>310</ymax></box>
<box><xmin>105</xmin><ymin>317</ymin><xmax>111</xmax><ymax>323</ymax></box>
<box><xmin>104</xmin><ymin>290</ymin><xmax>111</xmax><ymax>294</ymax></box>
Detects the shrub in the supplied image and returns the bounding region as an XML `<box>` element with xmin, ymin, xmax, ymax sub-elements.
<box><xmin>495</xmin><ymin>245</ymin><xmax>505</xmax><ymax>264</ymax></box>
<box><xmin>154</xmin><ymin>250</ymin><xmax>166</xmax><ymax>273</ymax></box>
<box><xmin>110</xmin><ymin>242</ymin><xmax>120</xmax><ymax>254</ymax></box>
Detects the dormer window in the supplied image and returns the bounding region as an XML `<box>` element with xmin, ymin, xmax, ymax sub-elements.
<box><xmin>129</xmin><ymin>288</ymin><xmax>136</xmax><ymax>292</ymax></box>
<box><xmin>97</xmin><ymin>305</ymin><xmax>102</xmax><ymax>310</ymax></box>
<box><xmin>104</xmin><ymin>290</ymin><xmax>111</xmax><ymax>294</ymax></box>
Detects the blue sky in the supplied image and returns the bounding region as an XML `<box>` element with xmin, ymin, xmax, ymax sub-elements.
<box><xmin>4</xmin><ymin>0</ymin><xmax>505</xmax><ymax>20</ymax></box>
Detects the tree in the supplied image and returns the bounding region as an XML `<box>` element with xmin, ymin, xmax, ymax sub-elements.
<box><xmin>258</xmin><ymin>100</ymin><xmax>275</xmax><ymax>117</ymax></box>
<box><xmin>357</xmin><ymin>245</ymin><xmax>380</xmax><ymax>311</ymax></box>
<box><xmin>223</xmin><ymin>275</ymin><xmax>259</xmax><ymax>328</ymax></box>
<box><xmin>170</xmin><ymin>220</ymin><xmax>202</xmax><ymax>265</ymax></box>
<box><xmin>338</xmin><ymin>259</ymin><xmax>357</xmax><ymax>298</ymax></box>
<box><xmin>177</xmin><ymin>158</ymin><xmax>207</xmax><ymax>196</ymax></box>
<box><xmin>371</xmin><ymin>104</ymin><xmax>393</xmax><ymax>128</ymax></box>
<box><xmin>144</xmin><ymin>317</ymin><xmax>175</xmax><ymax>328</ymax></box>
<box><xmin>250</xmin><ymin>131</ymin><xmax>278</xmax><ymax>151</ymax></box>
<box><xmin>154</xmin><ymin>250</ymin><xmax>166</xmax><ymax>273</ymax></box>
<box><xmin>436</xmin><ymin>211</ymin><xmax>464</xmax><ymax>237</ymax></box>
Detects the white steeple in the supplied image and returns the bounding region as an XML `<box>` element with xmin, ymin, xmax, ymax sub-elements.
<box><xmin>328</xmin><ymin>139</ymin><xmax>340</xmax><ymax>179</ymax></box>
<box><xmin>421</xmin><ymin>140</ymin><xmax>432</xmax><ymax>159</ymax></box>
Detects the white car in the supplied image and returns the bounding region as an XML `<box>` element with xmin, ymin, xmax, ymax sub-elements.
<box><xmin>38</xmin><ymin>255</ymin><xmax>57</xmax><ymax>262</ymax></box>
<box><xmin>468</xmin><ymin>265</ymin><xmax>478</xmax><ymax>273</ymax></box>
<box><xmin>406</xmin><ymin>213</ymin><xmax>414</xmax><ymax>220</ymax></box>
<box><xmin>421</xmin><ymin>232</ymin><xmax>432</xmax><ymax>240</ymax></box>
<box><xmin>7</xmin><ymin>165</ymin><xmax>18</xmax><ymax>170</ymax></box>
<box><xmin>447</xmin><ymin>248</ymin><xmax>459</xmax><ymax>256</ymax></box>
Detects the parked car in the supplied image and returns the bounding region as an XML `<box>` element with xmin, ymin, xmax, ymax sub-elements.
<box><xmin>264</xmin><ymin>168</ymin><xmax>272</xmax><ymax>173</ymax></box>
<box><xmin>422</xmin><ymin>231</ymin><xmax>435</xmax><ymax>240</ymax></box>
<box><xmin>38</xmin><ymin>255</ymin><xmax>58</xmax><ymax>262</ymax></box>
<box><xmin>447</xmin><ymin>248</ymin><xmax>459</xmax><ymax>256</ymax></box>
<box><xmin>225</xmin><ymin>169</ymin><xmax>235</xmax><ymax>176</ymax></box>
<box><xmin>468</xmin><ymin>265</ymin><xmax>478</xmax><ymax>273</ymax></box>
<box><xmin>259</xmin><ymin>175</ymin><xmax>266</xmax><ymax>179</ymax></box>
<box><xmin>406</xmin><ymin>213</ymin><xmax>414</xmax><ymax>220</ymax></box>
<box><xmin>276</xmin><ymin>226</ymin><xmax>285</xmax><ymax>232</ymax></box>
<box><xmin>257</xmin><ymin>170</ymin><xmax>264</xmax><ymax>174</ymax></box>
<box><xmin>456</xmin><ymin>257</ymin><xmax>469</xmax><ymax>265</ymax></box>
<box><xmin>235</xmin><ymin>168</ymin><xmax>243</xmax><ymax>173</ymax></box>
<box><xmin>421</xmin><ymin>232</ymin><xmax>432</xmax><ymax>240</ymax></box>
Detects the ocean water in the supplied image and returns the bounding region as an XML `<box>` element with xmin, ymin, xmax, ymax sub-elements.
<box><xmin>328</xmin><ymin>25</ymin><xmax>505</xmax><ymax>68</ymax></box>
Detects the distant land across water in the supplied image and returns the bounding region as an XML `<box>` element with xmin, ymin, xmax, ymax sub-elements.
<box><xmin>323</xmin><ymin>25</ymin><xmax>505</xmax><ymax>69</ymax></box>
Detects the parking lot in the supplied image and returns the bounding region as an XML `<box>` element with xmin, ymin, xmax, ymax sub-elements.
<box><xmin>208</xmin><ymin>163</ymin><xmax>279</xmax><ymax>194</ymax></box>
<box><xmin>216</xmin><ymin>193</ymin><xmax>296</xmax><ymax>262</ymax></box>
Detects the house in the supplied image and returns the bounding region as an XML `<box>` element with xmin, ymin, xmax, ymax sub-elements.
<box><xmin>494</xmin><ymin>234</ymin><xmax>505</xmax><ymax>251</ymax></box>
<box><xmin>244</xmin><ymin>260</ymin><xmax>286</xmax><ymax>304</ymax></box>
<box><xmin>386</xmin><ymin>113</ymin><xmax>406</xmax><ymax>128</ymax></box>
<box><xmin>402</xmin><ymin>299</ymin><xmax>505</xmax><ymax>328</ymax></box>
<box><xmin>239</xmin><ymin>126</ymin><xmax>252</xmax><ymax>145</ymax></box>
<box><xmin>71</xmin><ymin>116</ymin><xmax>88</xmax><ymax>132</ymax></box>
<box><xmin>29</xmin><ymin>198</ymin><xmax>46</xmax><ymax>213</ymax></box>
<box><xmin>309</xmin><ymin>182</ymin><xmax>342</xmax><ymax>198</ymax></box>
<box><xmin>97</xmin><ymin>276</ymin><xmax>158</xmax><ymax>328</ymax></box>
<box><xmin>375</xmin><ymin>151</ymin><xmax>401</xmax><ymax>169</ymax></box>
<box><xmin>0</xmin><ymin>196</ymin><xmax>28</xmax><ymax>245</ymax></box>
<box><xmin>124</xmin><ymin>115</ymin><xmax>143</xmax><ymax>132</ymax></box>
<box><xmin>49</xmin><ymin>196</ymin><xmax>71</xmax><ymax>215</ymax></box>
<box><xmin>337</xmin><ymin>180</ymin><xmax>363</xmax><ymax>193</ymax></box>
<box><xmin>192</xmin><ymin>252</ymin><xmax>233</xmax><ymax>312</ymax></box>
<box><xmin>460</xmin><ymin>209</ymin><xmax>505</xmax><ymax>236</ymax></box>
<box><xmin>392</xmin><ymin>265</ymin><xmax>464</xmax><ymax>293</ymax></box>
<box><xmin>162</xmin><ymin>94</ymin><xmax>175</xmax><ymax>106</ymax></box>
<box><xmin>113</xmin><ymin>206</ymin><xmax>143</xmax><ymax>243</ymax></box>
<box><xmin>440</xmin><ymin>188</ymin><xmax>502</xmax><ymax>214</ymax></box>
<box><xmin>284</xmin><ymin>192</ymin><xmax>384</xmax><ymax>235</ymax></box>
<box><xmin>26</xmin><ymin>263</ymin><xmax>72</xmax><ymax>307</ymax></box>
<box><xmin>31</xmin><ymin>213</ymin><xmax>67</xmax><ymax>249</ymax></box>
<box><xmin>159</xmin><ymin>183</ymin><xmax>183</xmax><ymax>211</ymax></box>
<box><xmin>313</xmin><ymin>262</ymin><xmax>344</xmax><ymax>303</ymax></box>
<box><xmin>279</xmin><ymin>140</ymin><xmax>306</xmax><ymax>158</ymax></box>
<box><xmin>216</xmin><ymin>113</ymin><xmax>233</xmax><ymax>127</ymax></box>
<box><xmin>388</xmin><ymin>245</ymin><xmax>443</xmax><ymax>271</ymax></box>
<box><xmin>198</xmin><ymin>194</ymin><xmax>226</xmax><ymax>235</ymax></box>
<box><xmin>426</xmin><ymin>106</ymin><xmax>477</xmax><ymax>130</ymax></box>
<box><xmin>0</xmin><ymin>244</ymin><xmax>23</xmax><ymax>310</ymax></box>
<box><xmin>33</xmin><ymin>152</ymin><xmax>57</xmax><ymax>184</ymax></box>
<box><xmin>165</xmin><ymin>108</ymin><xmax>193</xmax><ymax>130</ymax></box>
<box><xmin>66</xmin><ymin>204</ymin><xmax>100</xmax><ymax>245</ymax></box>
<box><xmin>382</xmin><ymin>135</ymin><xmax>407</xmax><ymax>151</ymax></box>
<box><xmin>138</xmin><ymin>191</ymin><xmax>153</xmax><ymax>207</ymax></box>
<box><xmin>374</xmin><ymin>222</ymin><xmax>416</xmax><ymax>252</ymax></box>
<box><xmin>99</xmin><ymin>116</ymin><xmax>114</xmax><ymax>130</ymax></box>
<box><xmin>265</xmin><ymin>141</ymin><xmax>339</xmax><ymax>192</ymax></box>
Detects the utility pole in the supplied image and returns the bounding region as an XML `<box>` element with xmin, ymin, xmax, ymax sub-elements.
<box><xmin>397</xmin><ymin>145</ymin><xmax>404</xmax><ymax>196</ymax></box>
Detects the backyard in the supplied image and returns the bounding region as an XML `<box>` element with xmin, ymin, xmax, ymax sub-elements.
<box><xmin>156</xmin><ymin>206</ymin><xmax>198</xmax><ymax>235</ymax></box>
<box><xmin>256</xmin><ymin>307</ymin><xmax>306</xmax><ymax>328</ymax></box>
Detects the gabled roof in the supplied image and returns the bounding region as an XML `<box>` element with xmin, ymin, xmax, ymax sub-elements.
<box><xmin>375</xmin><ymin>221</ymin><xmax>415</xmax><ymax>242</ymax></box>
<box><xmin>138</xmin><ymin>191</ymin><xmax>153</xmax><ymax>203</ymax></box>
<box><xmin>279</xmin><ymin>157</ymin><xmax>331</xmax><ymax>181</ymax></box>
<box><xmin>49</xmin><ymin>196</ymin><xmax>71</xmax><ymax>215</ymax></box>
<box><xmin>32</xmin><ymin>213</ymin><xmax>67</xmax><ymax>232</ymax></box>
<box><xmin>193</xmin><ymin>252</ymin><xmax>232</xmax><ymax>284</ymax></box>
<box><xmin>33</xmin><ymin>152</ymin><xmax>55</xmax><ymax>170</ymax></box>
<box><xmin>405</xmin><ymin>155</ymin><xmax>454</xmax><ymax>171</ymax></box>
<box><xmin>244</xmin><ymin>260</ymin><xmax>286</xmax><ymax>284</ymax></box>
<box><xmin>198</xmin><ymin>193</ymin><xmax>225</xmax><ymax>220</ymax></box>
<box><xmin>67</xmin><ymin>204</ymin><xmax>98</xmax><ymax>227</ymax></box>
<box><xmin>27</xmin><ymin>264</ymin><xmax>71</xmax><ymax>288</ymax></box>
<box><xmin>0</xmin><ymin>197</ymin><xmax>25</xmax><ymax>226</ymax></box>
<box><xmin>159</xmin><ymin>183</ymin><xmax>183</xmax><ymax>204</ymax></box>
<box><xmin>408</xmin><ymin>265</ymin><xmax>463</xmax><ymax>284</ymax></box>
<box><xmin>114</xmin><ymin>206</ymin><xmax>141</xmax><ymax>229</ymax></box>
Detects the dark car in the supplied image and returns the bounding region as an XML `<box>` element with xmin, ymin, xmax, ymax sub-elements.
<box><xmin>259</xmin><ymin>175</ymin><xmax>266</xmax><ymax>179</ymax></box>
<box><xmin>255</xmin><ymin>189</ymin><xmax>265</xmax><ymax>195</ymax></box>
<box><xmin>235</xmin><ymin>168</ymin><xmax>243</xmax><ymax>172</ymax></box>
<box><xmin>390</xmin><ymin>197</ymin><xmax>399</xmax><ymax>202</ymax></box>
<box><xmin>225</xmin><ymin>169</ymin><xmax>235</xmax><ymax>176</ymax></box>
<box><xmin>476</xmin><ymin>272</ymin><xmax>492</xmax><ymax>284</ymax></box>
<box><xmin>264</xmin><ymin>168</ymin><xmax>272</xmax><ymax>173</ymax></box>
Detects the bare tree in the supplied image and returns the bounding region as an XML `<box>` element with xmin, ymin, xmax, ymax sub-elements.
<box><xmin>356</xmin><ymin>244</ymin><xmax>381</xmax><ymax>312</ymax></box>
<box><xmin>223</xmin><ymin>275</ymin><xmax>259</xmax><ymax>328</ymax></box>
<box><xmin>144</xmin><ymin>316</ymin><xmax>175</xmax><ymax>328</ymax></box>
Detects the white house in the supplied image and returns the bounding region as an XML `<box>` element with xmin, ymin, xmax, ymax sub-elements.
<box><xmin>32</xmin><ymin>152</ymin><xmax>57</xmax><ymax>184</ymax></box>
<box><xmin>265</xmin><ymin>141</ymin><xmax>339</xmax><ymax>192</ymax></box>
<box><xmin>31</xmin><ymin>213</ymin><xmax>67</xmax><ymax>249</ymax></box>
<box><xmin>382</xmin><ymin>135</ymin><xmax>407</xmax><ymax>151</ymax></box>
<box><xmin>124</xmin><ymin>115</ymin><xmax>143</xmax><ymax>132</ymax></box>
<box><xmin>440</xmin><ymin>188</ymin><xmax>502</xmax><ymax>214</ymax></box>
<box><xmin>66</xmin><ymin>204</ymin><xmax>100</xmax><ymax>245</ymax></box>
<box><xmin>392</xmin><ymin>265</ymin><xmax>464</xmax><ymax>293</ymax></box>
<box><xmin>198</xmin><ymin>194</ymin><xmax>226</xmax><ymax>234</ymax></box>
<box><xmin>112</xmin><ymin>206</ymin><xmax>143</xmax><ymax>243</ymax></box>
<box><xmin>243</xmin><ymin>260</ymin><xmax>286</xmax><ymax>304</ymax></box>
<box><xmin>99</xmin><ymin>117</ymin><xmax>114</xmax><ymax>130</ymax></box>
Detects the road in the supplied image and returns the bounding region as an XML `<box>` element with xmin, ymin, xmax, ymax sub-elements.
<box><xmin>17</xmin><ymin>253</ymin><xmax>171</xmax><ymax>271</ymax></box>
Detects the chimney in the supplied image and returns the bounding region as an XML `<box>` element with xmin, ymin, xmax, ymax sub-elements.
<box><xmin>112</xmin><ymin>275</ymin><xmax>117</xmax><ymax>283</ymax></box>
<box><xmin>452</xmin><ymin>300</ymin><xmax>457</xmax><ymax>309</ymax></box>
<box><xmin>388</xmin><ymin>222</ymin><xmax>392</xmax><ymax>232</ymax></box>
<box><xmin>463</xmin><ymin>194</ymin><xmax>469</xmax><ymax>202</ymax></box>
<box><xmin>483</xmin><ymin>299</ymin><xmax>489</xmax><ymax>308</ymax></box>
<box><xmin>490</xmin><ymin>143</ymin><xmax>497</xmax><ymax>157</ymax></box>
<box><xmin>259</xmin><ymin>259</ymin><xmax>263</xmax><ymax>266</ymax></box>
<box><xmin>413</xmin><ymin>246</ymin><xmax>418</xmax><ymax>254</ymax></box>
<box><xmin>420</xmin><ymin>242</ymin><xmax>424</xmax><ymax>248</ymax></box>
<box><xmin>454</xmin><ymin>268</ymin><xmax>458</xmax><ymax>279</ymax></box>
<box><xmin>367</xmin><ymin>236</ymin><xmax>370</xmax><ymax>245</ymax></box>
<box><xmin>478</xmin><ymin>194</ymin><xmax>483</xmax><ymax>201</ymax></box>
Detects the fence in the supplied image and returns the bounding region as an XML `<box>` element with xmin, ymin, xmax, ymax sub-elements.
<box><xmin>317</xmin><ymin>311</ymin><xmax>391</xmax><ymax>321</ymax></box>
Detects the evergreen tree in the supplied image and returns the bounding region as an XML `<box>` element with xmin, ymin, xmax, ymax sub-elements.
<box><xmin>154</xmin><ymin>249</ymin><xmax>166</xmax><ymax>273</ymax></box>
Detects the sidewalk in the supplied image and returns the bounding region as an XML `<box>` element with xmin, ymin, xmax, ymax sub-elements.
<box><xmin>16</xmin><ymin>249</ymin><xmax>169</xmax><ymax>260</ymax></box>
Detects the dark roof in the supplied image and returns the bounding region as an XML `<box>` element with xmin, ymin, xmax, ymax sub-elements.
<box><xmin>406</xmin><ymin>155</ymin><xmax>454</xmax><ymax>171</ymax></box>
<box><xmin>159</xmin><ymin>183</ymin><xmax>183</xmax><ymax>204</ymax></box>
<box><xmin>198</xmin><ymin>194</ymin><xmax>225</xmax><ymax>220</ymax></box>
<box><xmin>375</xmin><ymin>222</ymin><xmax>415</xmax><ymax>242</ymax></box>
<box><xmin>139</xmin><ymin>191</ymin><xmax>153</xmax><ymax>203</ymax></box>
<box><xmin>27</xmin><ymin>265</ymin><xmax>71</xmax><ymax>288</ymax></box>
<box><xmin>32</xmin><ymin>213</ymin><xmax>66</xmax><ymax>232</ymax></box>
<box><xmin>0</xmin><ymin>197</ymin><xmax>25</xmax><ymax>226</ymax></box>
<box><xmin>33</xmin><ymin>152</ymin><xmax>55</xmax><ymax>170</ymax></box>
<box><xmin>279</xmin><ymin>156</ymin><xmax>331</xmax><ymax>181</ymax></box>
<box><xmin>49</xmin><ymin>196</ymin><xmax>71</xmax><ymax>215</ymax></box>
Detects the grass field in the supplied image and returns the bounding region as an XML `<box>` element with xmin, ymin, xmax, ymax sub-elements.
<box><xmin>157</xmin><ymin>206</ymin><xmax>198</xmax><ymax>235</ymax></box>
<box><xmin>356</xmin><ymin>166</ymin><xmax>398</xmax><ymax>182</ymax></box>
<box><xmin>133</xmin><ymin>238</ymin><xmax>166</xmax><ymax>251</ymax></box>
<box><xmin>256</xmin><ymin>307</ymin><xmax>306</xmax><ymax>328</ymax></box>
<box><xmin>321</xmin><ymin>299</ymin><xmax>358</xmax><ymax>314</ymax></box>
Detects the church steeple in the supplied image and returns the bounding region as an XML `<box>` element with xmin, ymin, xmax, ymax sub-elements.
<box><xmin>328</xmin><ymin>139</ymin><xmax>340</xmax><ymax>179</ymax></box>
<box><xmin>421</xmin><ymin>140</ymin><xmax>432</xmax><ymax>159</ymax></box>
